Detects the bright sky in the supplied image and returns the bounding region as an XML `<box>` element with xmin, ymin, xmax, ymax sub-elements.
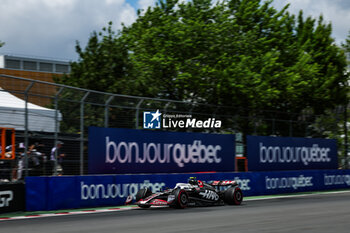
<box><xmin>0</xmin><ymin>0</ymin><xmax>349</xmax><ymax>61</ymax></box>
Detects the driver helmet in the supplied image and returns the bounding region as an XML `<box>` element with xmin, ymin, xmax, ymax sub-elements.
<box><xmin>188</xmin><ymin>177</ymin><xmax>198</xmax><ymax>185</ymax></box>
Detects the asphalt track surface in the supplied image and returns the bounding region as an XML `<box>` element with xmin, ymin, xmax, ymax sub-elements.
<box><xmin>1</xmin><ymin>192</ymin><xmax>350</xmax><ymax>233</ymax></box>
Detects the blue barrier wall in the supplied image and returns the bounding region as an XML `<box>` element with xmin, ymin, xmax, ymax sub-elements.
<box><xmin>247</xmin><ymin>135</ymin><xmax>338</xmax><ymax>171</ymax></box>
<box><xmin>26</xmin><ymin>170</ymin><xmax>350</xmax><ymax>211</ymax></box>
<box><xmin>88</xmin><ymin>127</ymin><xmax>236</xmax><ymax>174</ymax></box>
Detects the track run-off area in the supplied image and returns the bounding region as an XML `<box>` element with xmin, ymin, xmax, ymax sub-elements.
<box><xmin>1</xmin><ymin>190</ymin><xmax>350</xmax><ymax>233</ymax></box>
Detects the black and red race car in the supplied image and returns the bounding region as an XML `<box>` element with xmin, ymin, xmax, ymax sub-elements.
<box><xmin>131</xmin><ymin>177</ymin><xmax>243</xmax><ymax>209</ymax></box>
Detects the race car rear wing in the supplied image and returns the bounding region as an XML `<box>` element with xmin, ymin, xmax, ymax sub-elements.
<box><xmin>208</xmin><ymin>180</ymin><xmax>238</xmax><ymax>186</ymax></box>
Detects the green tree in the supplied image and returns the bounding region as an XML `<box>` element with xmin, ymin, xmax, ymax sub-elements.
<box><xmin>343</xmin><ymin>31</ymin><xmax>350</xmax><ymax>68</ymax></box>
<box><xmin>56</xmin><ymin>0</ymin><xmax>348</xmax><ymax>137</ymax></box>
<box><xmin>121</xmin><ymin>0</ymin><xmax>348</xmax><ymax>135</ymax></box>
<box><xmin>310</xmin><ymin>31</ymin><xmax>350</xmax><ymax>165</ymax></box>
<box><xmin>54</xmin><ymin>23</ymin><xmax>136</xmax><ymax>133</ymax></box>
<box><xmin>58</xmin><ymin>23</ymin><xmax>132</xmax><ymax>94</ymax></box>
<box><xmin>340</xmin><ymin>31</ymin><xmax>350</xmax><ymax>167</ymax></box>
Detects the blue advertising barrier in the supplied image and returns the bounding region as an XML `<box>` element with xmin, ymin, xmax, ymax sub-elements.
<box><xmin>247</xmin><ymin>135</ymin><xmax>338</xmax><ymax>171</ymax></box>
<box><xmin>88</xmin><ymin>127</ymin><xmax>236</xmax><ymax>174</ymax></box>
<box><xmin>26</xmin><ymin>170</ymin><xmax>350</xmax><ymax>211</ymax></box>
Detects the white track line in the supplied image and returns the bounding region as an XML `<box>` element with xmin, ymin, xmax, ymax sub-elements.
<box><xmin>0</xmin><ymin>207</ymin><xmax>138</xmax><ymax>221</ymax></box>
<box><xmin>1</xmin><ymin>190</ymin><xmax>350</xmax><ymax>221</ymax></box>
<box><xmin>245</xmin><ymin>190</ymin><xmax>350</xmax><ymax>201</ymax></box>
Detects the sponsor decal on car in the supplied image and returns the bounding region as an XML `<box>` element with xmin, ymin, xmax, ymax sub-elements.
<box><xmin>167</xmin><ymin>195</ymin><xmax>175</xmax><ymax>203</ymax></box>
<box><xmin>150</xmin><ymin>199</ymin><xmax>168</xmax><ymax>205</ymax></box>
<box><xmin>143</xmin><ymin>193</ymin><xmax>160</xmax><ymax>202</ymax></box>
<box><xmin>210</xmin><ymin>178</ymin><xmax>251</xmax><ymax>191</ymax></box>
<box><xmin>199</xmin><ymin>190</ymin><xmax>219</xmax><ymax>201</ymax></box>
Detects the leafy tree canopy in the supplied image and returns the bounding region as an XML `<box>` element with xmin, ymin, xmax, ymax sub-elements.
<box><xmin>57</xmin><ymin>0</ymin><xmax>349</xmax><ymax>136</ymax></box>
<box><xmin>343</xmin><ymin>31</ymin><xmax>350</xmax><ymax>68</ymax></box>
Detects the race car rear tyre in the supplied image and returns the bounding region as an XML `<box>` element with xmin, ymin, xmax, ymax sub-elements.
<box><xmin>136</xmin><ymin>188</ymin><xmax>152</xmax><ymax>202</ymax></box>
<box><xmin>224</xmin><ymin>187</ymin><xmax>243</xmax><ymax>205</ymax></box>
<box><xmin>173</xmin><ymin>189</ymin><xmax>188</xmax><ymax>209</ymax></box>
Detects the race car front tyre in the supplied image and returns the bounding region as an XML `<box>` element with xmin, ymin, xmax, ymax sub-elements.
<box><xmin>224</xmin><ymin>187</ymin><xmax>243</xmax><ymax>205</ymax></box>
<box><xmin>173</xmin><ymin>189</ymin><xmax>188</xmax><ymax>209</ymax></box>
<box><xmin>136</xmin><ymin>188</ymin><xmax>152</xmax><ymax>202</ymax></box>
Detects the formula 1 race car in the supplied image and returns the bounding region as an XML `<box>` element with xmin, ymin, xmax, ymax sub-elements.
<box><xmin>131</xmin><ymin>177</ymin><xmax>243</xmax><ymax>209</ymax></box>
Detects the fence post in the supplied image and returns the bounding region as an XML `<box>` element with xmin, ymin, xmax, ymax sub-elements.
<box><xmin>53</xmin><ymin>87</ymin><xmax>64</xmax><ymax>176</ymax></box>
<box><xmin>80</xmin><ymin>92</ymin><xmax>90</xmax><ymax>175</ymax></box>
<box><xmin>344</xmin><ymin>104</ymin><xmax>348</xmax><ymax>169</ymax></box>
<box><xmin>163</xmin><ymin>101</ymin><xmax>171</xmax><ymax>113</ymax></box>
<box><xmin>188</xmin><ymin>103</ymin><xmax>196</xmax><ymax>132</ymax></box>
<box><xmin>135</xmin><ymin>99</ymin><xmax>144</xmax><ymax>129</ymax></box>
<box><xmin>24</xmin><ymin>82</ymin><xmax>34</xmax><ymax>177</ymax></box>
<box><xmin>104</xmin><ymin>96</ymin><xmax>114</xmax><ymax>128</ymax></box>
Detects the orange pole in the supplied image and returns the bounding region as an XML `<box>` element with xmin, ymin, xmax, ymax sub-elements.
<box><xmin>11</xmin><ymin>129</ymin><xmax>16</xmax><ymax>159</ymax></box>
<box><xmin>235</xmin><ymin>157</ymin><xmax>248</xmax><ymax>172</ymax></box>
<box><xmin>0</xmin><ymin>127</ymin><xmax>16</xmax><ymax>160</ymax></box>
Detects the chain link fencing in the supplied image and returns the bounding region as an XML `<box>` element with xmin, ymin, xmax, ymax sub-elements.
<box><xmin>0</xmin><ymin>74</ymin><xmax>347</xmax><ymax>181</ymax></box>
